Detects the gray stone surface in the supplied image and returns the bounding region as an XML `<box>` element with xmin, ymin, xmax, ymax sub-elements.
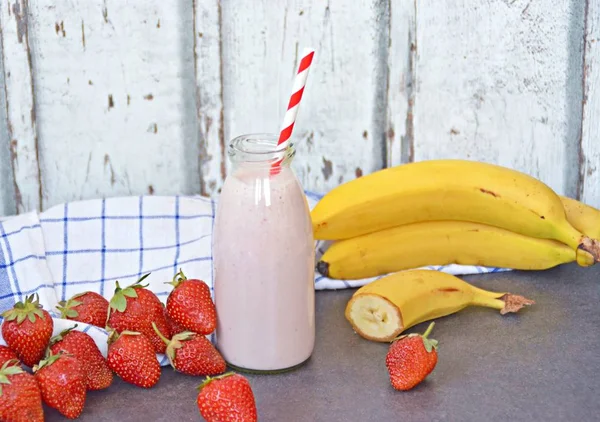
<box><xmin>47</xmin><ymin>263</ymin><xmax>600</xmax><ymax>421</ymax></box>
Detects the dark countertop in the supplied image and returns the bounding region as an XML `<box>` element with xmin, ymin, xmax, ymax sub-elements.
<box><xmin>47</xmin><ymin>263</ymin><xmax>600</xmax><ymax>422</ymax></box>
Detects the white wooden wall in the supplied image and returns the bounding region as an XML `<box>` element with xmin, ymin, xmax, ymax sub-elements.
<box><xmin>0</xmin><ymin>0</ymin><xmax>598</xmax><ymax>217</ymax></box>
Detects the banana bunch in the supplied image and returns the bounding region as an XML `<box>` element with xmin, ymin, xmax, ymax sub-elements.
<box><xmin>345</xmin><ymin>270</ymin><xmax>534</xmax><ymax>342</ymax></box>
<box><xmin>312</xmin><ymin>159</ymin><xmax>600</xmax><ymax>280</ymax></box>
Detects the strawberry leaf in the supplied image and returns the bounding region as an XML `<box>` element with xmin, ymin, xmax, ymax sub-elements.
<box><xmin>65</xmin><ymin>309</ymin><xmax>79</xmax><ymax>318</ymax></box>
<box><xmin>16</xmin><ymin>313</ymin><xmax>26</xmax><ymax>324</ymax></box>
<box><xmin>137</xmin><ymin>273</ymin><xmax>151</xmax><ymax>285</ymax></box>
<box><xmin>423</xmin><ymin>338</ymin><xmax>439</xmax><ymax>353</ymax></box>
<box><xmin>111</xmin><ymin>294</ymin><xmax>127</xmax><ymax>313</ymax></box>
<box><xmin>122</xmin><ymin>289</ymin><xmax>138</xmax><ymax>299</ymax></box>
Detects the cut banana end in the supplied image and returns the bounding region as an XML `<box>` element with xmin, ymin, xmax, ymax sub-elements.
<box><xmin>344</xmin><ymin>294</ymin><xmax>403</xmax><ymax>342</ymax></box>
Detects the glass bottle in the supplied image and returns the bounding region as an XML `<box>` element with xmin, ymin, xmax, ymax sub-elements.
<box><xmin>213</xmin><ymin>133</ymin><xmax>315</xmax><ymax>373</ymax></box>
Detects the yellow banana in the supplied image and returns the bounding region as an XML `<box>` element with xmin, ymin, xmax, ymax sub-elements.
<box><xmin>561</xmin><ymin>195</ymin><xmax>600</xmax><ymax>240</ymax></box>
<box><xmin>311</xmin><ymin>159</ymin><xmax>600</xmax><ymax>263</ymax></box>
<box><xmin>345</xmin><ymin>270</ymin><xmax>534</xmax><ymax>342</ymax></box>
<box><xmin>318</xmin><ymin>221</ymin><xmax>587</xmax><ymax>280</ymax></box>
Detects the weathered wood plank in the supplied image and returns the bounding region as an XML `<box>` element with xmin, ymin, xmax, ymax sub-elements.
<box><xmin>193</xmin><ymin>0</ymin><xmax>224</xmax><ymax>196</ymax></box>
<box><xmin>386</xmin><ymin>0</ymin><xmax>416</xmax><ymax>166</ymax></box>
<box><xmin>413</xmin><ymin>0</ymin><xmax>585</xmax><ymax>197</ymax></box>
<box><xmin>220</xmin><ymin>0</ymin><xmax>388</xmax><ymax>192</ymax></box>
<box><xmin>0</xmin><ymin>0</ymin><xmax>42</xmax><ymax>214</ymax></box>
<box><xmin>28</xmin><ymin>0</ymin><xmax>199</xmax><ymax>209</ymax></box>
<box><xmin>0</xmin><ymin>33</ymin><xmax>17</xmax><ymax>216</ymax></box>
<box><xmin>580</xmin><ymin>0</ymin><xmax>600</xmax><ymax>208</ymax></box>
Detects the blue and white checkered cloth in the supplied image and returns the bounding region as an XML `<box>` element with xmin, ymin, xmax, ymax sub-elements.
<box><xmin>0</xmin><ymin>193</ymin><xmax>505</xmax><ymax>365</ymax></box>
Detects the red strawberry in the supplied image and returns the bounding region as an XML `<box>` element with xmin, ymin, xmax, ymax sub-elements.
<box><xmin>166</xmin><ymin>269</ymin><xmax>216</xmax><ymax>335</ymax></box>
<box><xmin>0</xmin><ymin>360</ymin><xmax>44</xmax><ymax>422</ymax></box>
<box><xmin>49</xmin><ymin>325</ymin><xmax>113</xmax><ymax>391</ymax></box>
<box><xmin>152</xmin><ymin>322</ymin><xmax>225</xmax><ymax>376</ymax></box>
<box><xmin>0</xmin><ymin>345</ymin><xmax>20</xmax><ymax>368</ymax></box>
<box><xmin>385</xmin><ymin>322</ymin><xmax>438</xmax><ymax>391</ymax></box>
<box><xmin>165</xmin><ymin>307</ymin><xmax>187</xmax><ymax>336</ymax></box>
<box><xmin>107</xmin><ymin>274</ymin><xmax>170</xmax><ymax>353</ymax></box>
<box><xmin>197</xmin><ymin>373</ymin><xmax>257</xmax><ymax>422</ymax></box>
<box><xmin>33</xmin><ymin>351</ymin><xmax>87</xmax><ymax>419</ymax></box>
<box><xmin>1</xmin><ymin>294</ymin><xmax>53</xmax><ymax>367</ymax></box>
<box><xmin>56</xmin><ymin>291</ymin><xmax>109</xmax><ymax>328</ymax></box>
<box><xmin>106</xmin><ymin>330</ymin><xmax>161</xmax><ymax>388</ymax></box>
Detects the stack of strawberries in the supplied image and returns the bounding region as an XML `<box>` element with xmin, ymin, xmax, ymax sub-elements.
<box><xmin>0</xmin><ymin>270</ymin><xmax>257</xmax><ymax>421</ymax></box>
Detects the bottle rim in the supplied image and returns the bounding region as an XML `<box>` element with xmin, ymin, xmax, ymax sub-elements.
<box><xmin>228</xmin><ymin>133</ymin><xmax>295</xmax><ymax>165</ymax></box>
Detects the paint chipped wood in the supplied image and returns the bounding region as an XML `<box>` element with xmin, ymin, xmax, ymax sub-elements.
<box><xmin>386</xmin><ymin>0</ymin><xmax>416</xmax><ymax>167</ymax></box>
<box><xmin>0</xmin><ymin>0</ymin><xmax>595</xmax><ymax>216</ymax></box>
<box><xmin>26</xmin><ymin>0</ymin><xmax>199</xmax><ymax>209</ymax></box>
<box><xmin>580</xmin><ymin>0</ymin><xmax>600</xmax><ymax>208</ymax></box>
<box><xmin>413</xmin><ymin>0</ymin><xmax>586</xmax><ymax>197</ymax></box>
<box><xmin>0</xmin><ymin>0</ymin><xmax>42</xmax><ymax>214</ymax></box>
<box><xmin>0</xmin><ymin>40</ymin><xmax>16</xmax><ymax>216</ymax></box>
<box><xmin>193</xmin><ymin>0</ymin><xmax>225</xmax><ymax>196</ymax></box>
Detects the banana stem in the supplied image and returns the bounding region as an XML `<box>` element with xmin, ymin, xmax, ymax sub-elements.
<box><xmin>470</xmin><ymin>291</ymin><xmax>535</xmax><ymax>315</ymax></box>
<box><xmin>579</xmin><ymin>237</ymin><xmax>600</xmax><ymax>263</ymax></box>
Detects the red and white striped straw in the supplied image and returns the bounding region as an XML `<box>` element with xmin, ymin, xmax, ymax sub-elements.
<box><xmin>271</xmin><ymin>47</ymin><xmax>315</xmax><ymax>172</ymax></box>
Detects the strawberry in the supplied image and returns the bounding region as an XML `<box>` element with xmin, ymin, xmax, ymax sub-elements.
<box><xmin>164</xmin><ymin>307</ymin><xmax>187</xmax><ymax>336</ymax></box>
<box><xmin>1</xmin><ymin>294</ymin><xmax>53</xmax><ymax>367</ymax></box>
<box><xmin>33</xmin><ymin>351</ymin><xmax>87</xmax><ymax>419</ymax></box>
<box><xmin>107</xmin><ymin>274</ymin><xmax>171</xmax><ymax>353</ymax></box>
<box><xmin>152</xmin><ymin>322</ymin><xmax>226</xmax><ymax>376</ymax></box>
<box><xmin>166</xmin><ymin>269</ymin><xmax>216</xmax><ymax>335</ymax></box>
<box><xmin>0</xmin><ymin>345</ymin><xmax>20</xmax><ymax>368</ymax></box>
<box><xmin>106</xmin><ymin>330</ymin><xmax>161</xmax><ymax>388</ymax></box>
<box><xmin>56</xmin><ymin>291</ymin><xmax>109</xmax><ymax>328</ymax></box>
<box><xmin>0</xmin><ymin>360</ymin><xmax>44</xmax><ymax>422</ymax></box>
<box><xmin>385</xmin><ymin>322</ymin><xmax>438</xmax><ymax>391</ymax></box>
<box><xmin>197</xmin><ymin>372</ymin><xmax>257</xmax><ymax>422</ymax></box>
<box><xmin>49</xmin><ymin>325</ymin><xmax>113</xmax><ymax>391</ymax></box>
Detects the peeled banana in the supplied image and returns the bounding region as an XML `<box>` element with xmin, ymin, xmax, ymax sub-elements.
<box><xmin>345</xmin><ymin>270</ymin><xmax>534</xmax><ymax>342</ymax></box>
<box><xmin>318</xmin><ymin>221</ymin><xmax>588</xmax><ymax>280</ymax></box>
<box><xmin>561</xmin><ymin>196</ymin><xmax>600</xmax><ymax>240</ymax></box>
<box><xmin>311</xmin><ymin>159</ymin><xmax>600</xmax><ymax>263</ymax></box>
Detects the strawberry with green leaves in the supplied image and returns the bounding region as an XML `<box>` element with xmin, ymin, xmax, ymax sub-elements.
<box><xmin>0</xmin><ymin>345</ymin><xmax>20</xmax><ymax>368</ymax></box>
<box><xmin>385</xmin><ymin>322</ymin><xmax>438</xmax><ymax>391</ymax></box>
<box><xmin>49</xmin><ymin>325</ymin><xmax>113</xmax><ymax>391</ymax></box>
<box><xmin>34</xmin><ymin>351</ymin><xmax>87</xmax><ymax>419</ymax></box>
<box><xmin>166</xmin><ymin>269</ymin><xmax>216</xmax><ymax>335</ymax></box>
<box><xmin>0</xmin><ymin>360</ymin><xmax>44</xmax><ymax>422</ymax></box>
<box><xmin>152</xmin><ymin>322</ymin><xmax>226</xmax><ymax>376</ymax></box>
<box><xmin>107</xmin><ymin>274</ymin><xmax>170</xmax><ymax>354</ymax></box>
<box><xmin>56</xmin><ymin>291</ymin><xmax>109</xmax><ymax>328</ymax></box>
<box><xmin>107</xmin><ymin>329</ymin><xmax>161</xmax><ymax>388</ymax></box>
<box><xmin>1</xmin><ymin>294</ymin><xmax>53</xmax><ymax>367</ymax></box>
<box><xmin>197</xmin><ymin>373</ymin><xmax>257</xmax><ymax>422</ymax></box>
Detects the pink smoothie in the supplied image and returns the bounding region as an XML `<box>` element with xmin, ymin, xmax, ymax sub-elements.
<box><xmin>213</xmin><ymin>165</ymin><xmax>315</xmax><ymax>371</ymax></box>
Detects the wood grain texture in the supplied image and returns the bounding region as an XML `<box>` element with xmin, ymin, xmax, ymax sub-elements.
<box><xmin>580</xmin><ymin>0</ymin><xmax>600</xmax><ymax>208</ymax></box>
<box><xmin>28</xmin><ymin>0</ymin><xmax>199</xmax><ymax>209</ymax></box>
<box><xmin>0</xmin><ymin>33</ymin><xmax>16</xmax><ymax>216</ymax></box>
<box><xmin>0</xmin><ymin>0</ymin><xmax>42</xmax><ymax>214</ymax></box>
<box><xmin>193</xmin><ymin>0</ymin><xmax>224</xmax><ymax>196</ymax></box>
<box><xmin>386</xmin><ymin>0</ymin><xmax>415</xmax><ymax>166</ymax></box>
<box><xmin>220</xmin><ymin>0</ymin><xmax>388</xmax><ymax>192</ymax></box>
<box><xmin>413</xmin><ymin>0</ymin><xmax>585</xmax><ymax>197</ymax></box>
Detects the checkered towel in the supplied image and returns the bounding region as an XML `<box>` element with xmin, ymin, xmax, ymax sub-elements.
<box><xmin>0</xmin><ymin>193</ymin><xmax>504</xmax><ymax>365</ymax></box>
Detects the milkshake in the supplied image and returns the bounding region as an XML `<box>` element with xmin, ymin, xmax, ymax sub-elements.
<box><xmin>213</xmin><ymin>134</ymin><xmax>315</xmax><ymax>372</ymax></box>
